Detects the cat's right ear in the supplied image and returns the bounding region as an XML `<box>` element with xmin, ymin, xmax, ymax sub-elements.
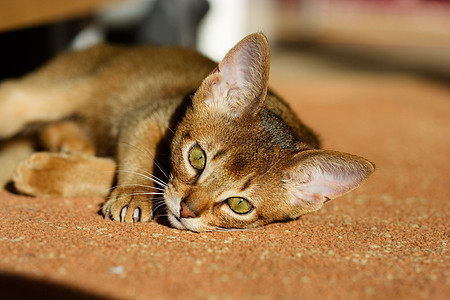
<box><xmin>194</xmin><ymin>33</ymin><xmax>270</xmax><ymax>118</ymax></box>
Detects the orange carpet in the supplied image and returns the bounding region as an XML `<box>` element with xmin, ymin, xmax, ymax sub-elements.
<box><xmin>0</xmin><ymin>55</ymin><xmax>449</xmax><ymax>299</ymax></box>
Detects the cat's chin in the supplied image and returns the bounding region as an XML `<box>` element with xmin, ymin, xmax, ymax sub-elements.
<box><xmin>167</xmin><ymin>213</ymin><xmax>188</xmax><ymax>231</ymax></box>
<box><xmin>167</xmin><ymin>213</ymin><xmax>216</xmax><ymax>232</ymax></box>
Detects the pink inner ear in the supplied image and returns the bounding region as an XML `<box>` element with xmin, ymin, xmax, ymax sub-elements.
<box><xmin>215</xmin><ymin>45</ymin><xmax>259</xmax><ymax>100</ymax></box>
<box><xmin>202</xmin><ymin>33</ymin><xmax>269</xmax><ymax>117</ymax></box>
<box><xmin>292</xmin><ymin>169</ymin><xmax>358</xmax><ymax>207</ymax></box>
<box><xmin>287</xmin><ymin>150</ymin><xmax>375</xmax><ymax>209</ymax></box>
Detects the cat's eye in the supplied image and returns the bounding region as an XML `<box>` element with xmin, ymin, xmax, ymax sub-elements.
<box><xmin>189</xmin><ymin>145</ymin><xmax>206</xmax><ymax>171</ymax></box>
<box><xmin>227</xmin><ymin>197</ymin><xmax>253</xmax><ymax>214</ymax></box>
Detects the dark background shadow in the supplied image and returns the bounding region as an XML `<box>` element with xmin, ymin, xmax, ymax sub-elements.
<box><xmin>0</xmin><ymin>272</ymin><xmax>115</xmax><ymax>300</ymax></box>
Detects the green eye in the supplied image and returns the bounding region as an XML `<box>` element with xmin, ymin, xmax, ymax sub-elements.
<box><xmin>189</xmin><ymin>145</ymin><xmax>206</xmax><ymax>171</ymax></box>
<box><xmin>227</xmin><ymin>197</ymin><xmax>253</xmax><ymax>214</ymax></box>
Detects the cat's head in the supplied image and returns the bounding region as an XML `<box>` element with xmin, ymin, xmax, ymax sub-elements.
<box><xmin>164</xmin><ymin>33</ymin><xmax>375</xmax><ymax>232</ymax></box>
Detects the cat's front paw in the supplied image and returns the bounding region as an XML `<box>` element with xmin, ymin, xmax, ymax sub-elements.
<box><xmin>103</xmin><ymin>187</ymin><xmax>153</xmax><ymax>223</ymax></box>
<box><xmin>12</xmin><ymin>152</ymin><xmax>115</xmax><ymax>198</ymax></box>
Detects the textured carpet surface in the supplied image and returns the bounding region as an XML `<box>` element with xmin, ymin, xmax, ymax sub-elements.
<box><xmin>0</xmin><ymin>52</ymin><xmax>449</xmax><ymax>300</ymax></box>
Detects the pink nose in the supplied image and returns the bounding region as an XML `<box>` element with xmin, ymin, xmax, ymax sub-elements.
<box><xmin>180</xmin><ymin>200</ymin><xmax>197</xmax><ymax>218</ymax></box>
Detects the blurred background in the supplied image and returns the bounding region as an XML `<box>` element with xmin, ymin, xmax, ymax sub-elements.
<box><xmin>0</xmin><ymin>0</ymin><xmax>449</xmax><ymax>83</ymax></box>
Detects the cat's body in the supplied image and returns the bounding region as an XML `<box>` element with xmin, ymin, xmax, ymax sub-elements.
<box><xmin>0</xmin><ymin>33</ymin><xmax>374</xmax><ymax>232</ymax></box>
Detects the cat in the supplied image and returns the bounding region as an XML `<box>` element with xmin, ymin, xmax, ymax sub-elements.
<box><xmin>0</xmin><ymin>33</ymin><xmax>374</xmax><ymax>232</ymax></box>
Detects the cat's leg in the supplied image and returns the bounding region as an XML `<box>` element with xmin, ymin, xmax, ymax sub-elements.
<box><xmin>39</xmin><ymin>121</ymin><xmax>95</xmax><ymax>155</ymax></box>
<box><xmin>12</xmin><ymin>152</ymin><xmax>115</xmax><ymax>198</ymax></box>
<box><xmin>0</xmin><ymin>78</ymin><xmax>93</xmax><ymax>139</ymax></box>
<box><xmin>0</xmin><ymin>137</ymin><xmax>35</xmax><ymax>188</ymax></box>
<box><xmin>0</xmin><ymin>45</ymin><xmax>122</xmax><ymax>139</ymax></box>
<box><xmin>102</xmin><ymin>118</ymin><xmax>166</xmax><ymax>223</ymax></box>
<box><xmin>12</xmin><ymin>121</ymin><xmax>115</xmax><ymax>198</ymax></box>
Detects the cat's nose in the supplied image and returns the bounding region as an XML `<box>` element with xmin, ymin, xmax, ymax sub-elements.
<box><xmin>180</xmin><ymin>200</ymin><xmax>197</xmax><ymax>218</ymax></box>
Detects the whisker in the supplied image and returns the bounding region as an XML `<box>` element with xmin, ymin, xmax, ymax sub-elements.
<box><xmin>110</xmin><ymin>183</ymin><xmax>165</xmax><ymax>192</ymax></box>
<box><xmin>136</xmin><ymin>166</ymin><xmax>168</xmax><ymax>183</ymax></box>
<box><xmin>152</xmin><ymin>201</ymin><xmax>164</xmax><ymax>206</ymax></box>
<box><xmin>116</xmin><ymin>168</ymin><xmax>165</xmax><ymax>185</ymax></box>
<box><xmin>118</xmin><ymin>141</ymin><xmax>170</xmax><ymax>179</ymax></box>
<box><xmin>166</xmin><ymin>127</ymin><xmax>175</xmax><ymax>135</ymax></box>
<box><xmin>115</xmin><ymin>169</ymin><xmax>167</xmax><ymax>189</ymax></box>
<box><xmin>151</xmin><ymin>161</ymin><xmax>169</xmax><ymax>180</ymax></box>
<box><xmin>257</xmin><ymin>158</ymin><xmax>281</xmax><ymax>180</ymax></box>
<box><xmin>153</xmin><ymin>204</ymin><xmax>166</xmax><ymax>213</ymax></box>
<box><xmin>131</xmin><ymin>164</ymin><xmax>168</xmax><ymax>183</ymax></box>
<box><xmin>119</xmin><ymin>141</ymin><xmax>154</xmax><ymax>161</ymax></box>
<box><xmin>117</xmin><ymin>184</ymin><xmax>165</xmax><ymax>193</ymax></box>
<box><xmin>156</xmin><ymin>213</ymin><xmax>169</xmax><ymax>218</ymax></box>
<box><xmin>128</xmin><ymin>192</ymin><xmax>164</xmax><ymax>196</ymax></box>
<box><xmin>153</xmin><ymin>199</ymin><xmax>166</xmax><ymax>204</ymax></box>
<box><xmin>152</xmin><ymin>198</ymin><xmax>166</xmax><ymax>205</ymax></box>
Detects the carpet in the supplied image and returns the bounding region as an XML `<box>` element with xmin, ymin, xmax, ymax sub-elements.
<box><xmin>0</xmin><ymin>51</ymin><xmax>448</xmax><ymax>300</ymax></box>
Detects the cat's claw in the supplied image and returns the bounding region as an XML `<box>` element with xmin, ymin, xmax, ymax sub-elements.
<box><xmin>119</xmin><ymin>206</ymin><xmax>141</xmax><ymax>222</ymax></box>
<box><xmin>133</xmin><ymin>208</ymin><xmax>141</xmax><ymax>222</ymax></box>
<box><xmin>104</xmin><ymin>207</ymin><xmax>111</xmax><ymax>220</ymax></box>
<box><xmin>120</xmin><ymin>206</ymin><xmax>128</xmax><ymax>222</ymax></box>
<box><xmin>102</xmin><ymin>187</ymin><xmax>153</xmax><ymax>223</ymax></box>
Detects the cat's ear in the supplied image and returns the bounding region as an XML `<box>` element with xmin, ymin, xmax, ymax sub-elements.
<box><xmin>283</xmin><ymin>150</ymin><xmax>375</xmax><ymax>212</ymax></box>
<box><xmin>195</xmin><ymin>33</ymin><xmax>270</xmax><ymax>117</ymax></box>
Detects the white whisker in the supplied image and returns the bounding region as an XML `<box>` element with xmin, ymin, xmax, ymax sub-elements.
<box><xmin>156</xmin><ymin>213</ymin><xmax>169</xmax><ymax>218</ymax></box>
<box><xmin>136</xmin><ymin>167</ymin><xmax>168</xmax><ymax>183</ymax></box>
<box><xmin>167</xmin><ymin>127</ymin><xmax>175</xmax><ymax>135</ymax></box>
<box><xmin>128</xmin><ymin>192</ymin><xmax>164</xmax><ymax>196</ymax></box>
<box><xmin>132</xmin><ymin>166</ymin><xmax>168</xmax><ymax>184</ymax></box>
<box><xmin>150</xmin><ymin>161</ymin><xmax>169</xmax><ymax>179</ymax></box>
<box><xmin>152</xmin><ymin>204</ymin><xmax>166</xmax><ymax>213</ymax></box>
<box><xmin>117</xmin><ymin>168</ymin><xmax>165</xmax><ymax>185</ymax></box>
<box><xmin>257</xmin><ymin>158</ymin><xmax>281</xmax><ymax>180</ymax></box>
<box><xmin>110</xmin><ymin>183</ymin><xmax>164</xmax><ymax>192</ymax></box>
<box><xmin>115</xmin><ymin>169</ymin><xmax>167</xmax><ymax>190</ymax></box>
<box><xmin>118</xmin><ymin>141</ymin><xmax>170</xmax><ymax>180</ymax></box>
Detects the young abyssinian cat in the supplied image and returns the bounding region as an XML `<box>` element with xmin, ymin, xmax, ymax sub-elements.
<box><xmin>0</xmin><ymin>33</ymin><xmax>374</xmax><ymax>232</ymax></box>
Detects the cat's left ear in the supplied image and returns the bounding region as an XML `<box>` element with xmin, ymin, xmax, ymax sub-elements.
<box><xmin>195</xmin><ymin>32</ymin><xmax>270</xmax><ymax>117</ymax></box>
<box><xmin>283</xmin><ymin>150</ymin><xmax>375</xmax><ymax>212</ymax></box>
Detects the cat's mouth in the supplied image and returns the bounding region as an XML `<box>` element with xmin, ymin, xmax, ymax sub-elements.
<box><xmin>163</xmin><ymin>184</ymin><xmax>216</xmax><ymax>232</ymax></box>
<box><xmin>166</xmin><ymin>205</ymin><xmax>216</xmax><ymax>232</ymax></box>
<box><xmin>168</xmin><ymin>212</ymin><xmax>187</xmax><ymax>230</ymax></box>
<box><xmin>164</xmin><ymin>197</ymin><xmax>193</xmax><ymax>231</ymax></box>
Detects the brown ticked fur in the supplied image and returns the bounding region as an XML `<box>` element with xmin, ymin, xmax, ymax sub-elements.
<box><xmin>0</xmin><ymin>33</ymin><xmax>374</xmax><ymax>232</ymax></box>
